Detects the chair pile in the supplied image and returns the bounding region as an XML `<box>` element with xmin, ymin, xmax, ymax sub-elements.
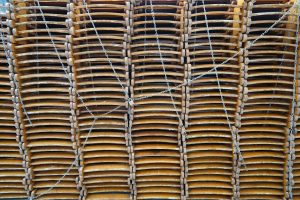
<box><xmin>239</xmin><ymin>1</ymin><xmax>297</xmax><ymax>199</ymax></box>
<box><xmin>131</xmin><ymin>0</ymin><xmax>185</xmax><ymax>199</ymax></box>
<box><xmin>0</xmin><ymin>12</ymin><xmax>27</xmax><ymax>199</ymax></box>
<box><xmin>70</xmin><ymin>0</ymin><xmax>131</xmax><ymax>199</ymax></box>
<box><xmin>185</xmin><ymin>0</ymin><xmax>242</xmax><ymax>198</ymax></box>
<box><xmin>11</xmin><ymin>0</ymin><xmax>79</xmax><ymax>199</ymax></box>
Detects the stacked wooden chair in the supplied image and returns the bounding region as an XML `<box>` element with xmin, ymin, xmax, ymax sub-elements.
<box><xmin>69</xmin><ymin>0</ymin><xmax>132</xmax><ymax>199</ymax></box>
<box><xmin>131</xmin><ymin>0</ymin><xmax>185</xmax><ymax>199</ymax></box>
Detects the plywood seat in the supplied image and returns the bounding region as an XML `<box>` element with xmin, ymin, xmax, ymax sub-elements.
<box><xmin>133</xmin><ymin>82</ymin><xmax>181</xmax><ymax>91</ymax></box>
<box><xmin>189</xmin><ymin>97</ymin><xmax>236</xmax><ymax>104</ymax></box>
<box><xmin>136</xmin><ymin>169</ymin><xmax>180</xmax><ymax>178</ymax></box>
<box><xmin>187</xmin><ymin>150</ymin><xmax>232</xmax><ymax>161</ymax></box>
<box><xmin>84</xmin><ymin>150</ymin><xmax>129</xmax><ymax>159</ymax></box>
<box><xmin>190</xmin><ymin>63</ymin><xmax>240</xmax><ymax>71</ymax></box>
<box><xmin>30</xmin><ymin>192</ymin><xmax>78</xmax><ymax>200</ymax></box>
<box><xmin>248</xmin><ymin>79</ymin><xmax>293</xmax><ymax>86</ymax></box>
<box><xmin>131</xmin><ymin>131</ymin><xmax>178</xmax><ymax>141</ymax></box>
<box><xmin>187</xmin><ymin>132</ymin><xmax>232</xmax><ymax>141</ymax></box>
<box><xmin>87</xmin><ymin>193</ymin><xmax>130</xmax><ymax>200</ymax></box>
<box><xmin>189</xmin><ymin>188</ymin><xmax>232</xmax><ymax>196</ymax></box>
<box><xmin>239</xmin><ymin>195</ymin><xmax>282</xmax><ymax>200</ymax></box>
<box><xmin>240</xmin><ymin>188</ymin><xmax>283</xmax><ymax>196</ymax></box>
<box><xmin>134</xmin><ymin>97</ymin><xmax>181</xmax><ymax>105</ymax></box>
<box><xmin>136</xmin><ymin>163</ymin><xmax>181</xmax><ymax>171</ymax></box>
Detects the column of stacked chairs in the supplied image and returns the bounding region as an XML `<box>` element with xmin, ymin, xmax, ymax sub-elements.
<box><xmin>185</xmin><ymin>0</ymin><xmax>242</xmax><ymax>199</ymax></box>
<box><xmin>0</xmin><ymin>9</ymin><xmax>28</xmax><ymax>199</ymax></box>
<box><xmin>70</xmin><ymin>0</ymin><xmax>132</xmax><ymax>199</ymax></box>
<box><xmin>11</xmin><ymin>0</ymin><xmax>79</xmax><ymax>199</ymax></box>
<box><xmin>239</xmin><ymin>1</ymin><xmax>298</xmax><ymax>199</ymax></box>
<box><xmin>131</xmin><ymin>0</ymin><xmax>185</xmax><ymax>199</ymax></box>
